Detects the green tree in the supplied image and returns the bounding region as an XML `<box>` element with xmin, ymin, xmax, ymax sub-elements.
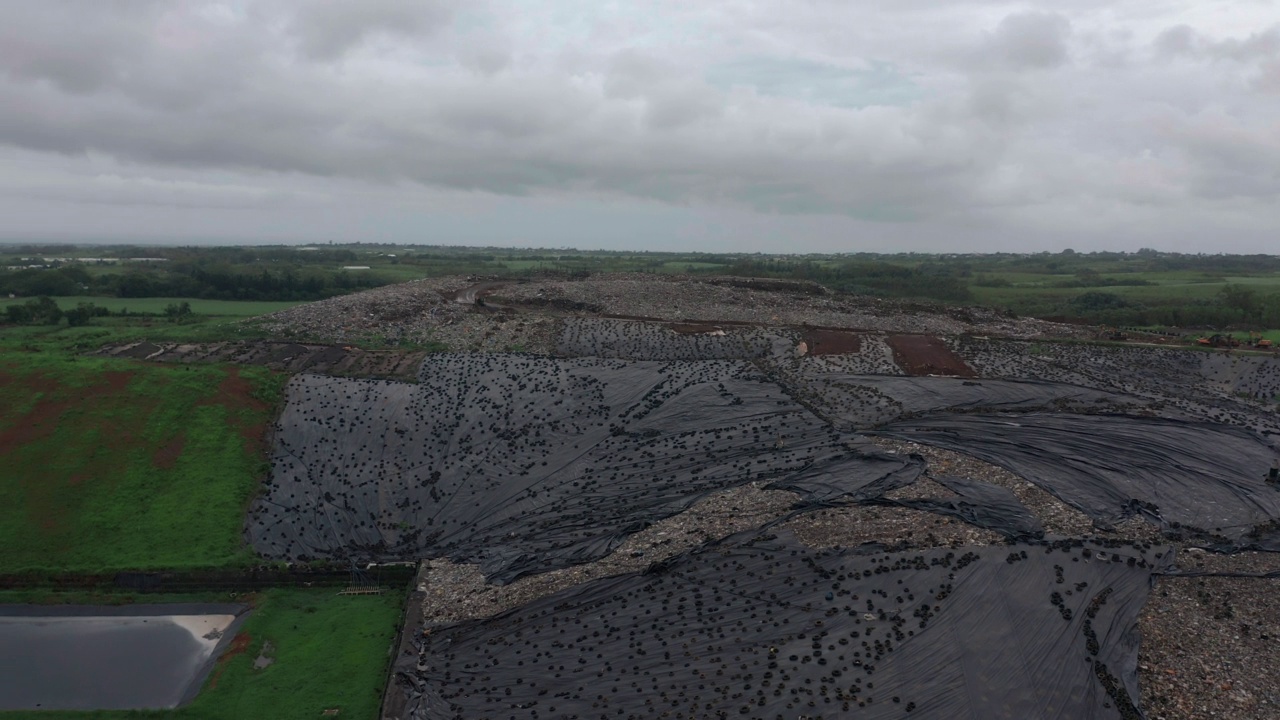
<box><xmin>1218</xmin><ymin>284</ymin><xmax>1259</xmax><ymax>321</ymax></box>
<box><xmin>163</xmin><ymin>300</ymin><xmax>193</xmax><ymax>322</ymax></box>
<box><xmin>65</xmin><ymin>302</ymin><xmax>101</xmax><ymax>327</ymax></box>
<box><xmin>6</xmin><ymin>296</ymin><xmax>63</xmax><ymax>325</ymax></box>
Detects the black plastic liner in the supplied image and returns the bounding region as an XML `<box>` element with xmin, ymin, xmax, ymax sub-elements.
<box><xmin>781</xmin><ymin>371</ymin><xmax>1152</xmax><ymax>429</ymax></box>
<box><xmin>247</xmin><ymin>355</ymin><xmax>923</xmax><ymax>583</ymax></box>
<box><xmin>878</xmin><ymin>413</ymin><xmax>1280</xmax><ymax>547</ymax></box>
<box><xmin>883</xmin><ymin>475</ymin><xmax>1045</xmax><ymax>540</ymax></box>
<box><xmin>402</xmin><ymin>533</ymin><xmax>1168</xmax><ymax>719</ymax></box>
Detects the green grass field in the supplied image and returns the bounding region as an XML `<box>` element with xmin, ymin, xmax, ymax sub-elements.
<box><xmin>657</xmin><ymin>261</ymin><xmax>727</xmax><ymax>273</ymax></box>
<box><xmin>0</xmin><ymin>351</ymin><xmax>285</xmax><ymax>573</ymax></box>
<box><xmin>0</xmin><ymin>317</ymin><xmax>271</xmax><ymax>355</ymax></box>
<box><xmin>0</xmin><ymin>296</ymin><xmax>303</xmax><ymax>317</ymax></box>
<box><xmin>0</xmin><ymin>588</ymin><xmax>405</xmax><ymax>720</ymax></box>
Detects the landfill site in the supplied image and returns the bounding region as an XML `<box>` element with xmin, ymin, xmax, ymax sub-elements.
<box><xmin>110</xmin><ymin>274</ymin><xmax>1280</xmax><ymax>719</ymax></box>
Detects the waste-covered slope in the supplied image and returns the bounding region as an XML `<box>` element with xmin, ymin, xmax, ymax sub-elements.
<box><xmin>247</xmin><ymin>354</ymin><xmax>922</xmax><ymax>582</ymax></box>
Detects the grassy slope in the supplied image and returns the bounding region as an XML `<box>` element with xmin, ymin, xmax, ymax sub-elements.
<box><xmin>0</xmin><ymin>349</ymin><xmax>285</xmax><ymax>573</ymax></box>
<box><xmin>0</xmin><ymin>588</ymin><xmax>405</xmax><ymax>720</ymax></box>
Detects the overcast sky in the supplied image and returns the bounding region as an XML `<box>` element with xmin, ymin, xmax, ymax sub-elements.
<box><xmin>1</xmin><ymin>1</ymin><xmax>1277</xmax><ymax>253</ymax></box>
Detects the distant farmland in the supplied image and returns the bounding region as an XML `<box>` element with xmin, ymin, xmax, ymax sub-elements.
<box><xmin>0</xmin><ymin>296</ymin><xmax>303</xmax><ymax>317</ymax></box>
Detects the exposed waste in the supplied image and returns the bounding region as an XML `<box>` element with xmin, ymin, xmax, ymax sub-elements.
<box><xmin>249</xmin><ymin>274</ymin><xmax>1084</xmax><ymax>354</ymax></box>
<box><xmin>556</xmin><ymin>317</ymin><xmax>794</xmax><ymax>361</ymax></box>
<box><xmin>877</xmin><ymin>475</ymin><xmax>1046</xmax><ymax>540</ymax></box>
<box><xmin>877</xmin><ymin>413</ymin><xmax>1280</xmax><ymax>548</ymax></box>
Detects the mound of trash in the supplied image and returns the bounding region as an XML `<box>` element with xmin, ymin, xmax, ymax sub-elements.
<box><xmin>556</xmin><ymin>318</ymin><xmax>794</xmax><ymax>360</ymax></box>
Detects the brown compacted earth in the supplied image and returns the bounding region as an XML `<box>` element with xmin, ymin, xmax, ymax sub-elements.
<box><xmin>885</xmin><ymin>333</ymin><xmax>977</xmax><ymax>377</ymax></box>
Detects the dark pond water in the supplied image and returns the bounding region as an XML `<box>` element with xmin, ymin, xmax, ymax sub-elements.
<box><xmin>0</xmin><ymin>604</ymin><xmax>247</xmax><ymax>710</ymax></box>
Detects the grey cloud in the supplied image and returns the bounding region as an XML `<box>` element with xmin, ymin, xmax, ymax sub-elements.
<box><xmin>604</xmin><ymin>51</ymin><xmax>725</xmax><ymax>130</ymax></box>
<box><xmin>1167</xmin><ymin>113</ymin><xmax>1280</xmax><ymax>200</ymax></box>
<box><xmin>0</xmin><ymin>0</ymin><xmax>1277</xmax><ymax>252</ymax></box>
<box><xmin>0</xmin><ymin>172</ymin><xmax>297</xmax><ymax>208</ymax></box>
<box><xmin>1256</xmin><ymin>60</ymin><xmax>1280</xmax><ymax>93</ymax></box>
<box><xmin>1154</xmin><ymin>24</ymin><xmax>1280</xmax><ymax>62</ymax></box>
<box><xmin>456</xmin><ymin>45</ymin><xmax>512</xmax><ymax>75</ymax></box>
<box><xmin>289</xmin><ymin>0</ymin><xmax>460</xmax><ymax>60</ymax></box>
<box><xmin>982</xmin><ymin>12</ymin><xmax>1072</xmax><ymax>69</ymax></box>
<box><xmin>705</xmin><ymin>57</ymin><xmax>921</xmax><ymax>108</ymax></box>
<box><xmin>0</xmin><ymin>3</ymin><xmax>162</xmax><ymax>94</ymax></box>
<box><xmin>1211</xmin><ymin>26</ymin><xmax>1280</xmax><ymax>62</ymax></box>
<box><xmin>1154</xmin><ymin>25</ymin><xmax>1197</xmax><ymax>57</ymax></box>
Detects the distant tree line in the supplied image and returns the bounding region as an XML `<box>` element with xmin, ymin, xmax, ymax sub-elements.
<box><xmin>4</xmin><ymin>297</ymin><xmax>111</xmax><ymax>326</ymax></box>
<box><xmin>4</xmin><ymin>297</ymin><xmax>197</xmax><ymax>327</ymax></box>
<box><xmin>4</xmin><ymin>245</ymin><xmax>1279</xmax><ymax>329</ymax></box>
<box><xmin>1045</xmin><ymin>285</ymin><xmax>1280</xmax><ymax>328</ymax></box>
<box><xmin>0</xmin><ymin>262</ymin><xmax>386</xmax><ymax>301</ymax></box>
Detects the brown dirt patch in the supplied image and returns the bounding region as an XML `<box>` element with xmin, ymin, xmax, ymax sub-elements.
<box><xmin>206</xmin><ymin>632</ymin><xmax>252</xmax><ymax>690</ymax></box>
<box><xmin>801</xmin><ymin>329</ymin><xmax>862</xmax><ymax>355</ymax></box>
<box><xmin>197</xmin><ymin>367</ymin><xmax>272</xmax><ymax>456</ymax></box>
<box><xmin>238</xmin><ymin>420</ymin><xmax>269</xmax><ymax>459</ymax></box>
<box><xmin>152</xmin><ymin>433</ymin><xmax>186</xmax><ymax>470</ymax></box>
<box><xmin>0</xmin><ymin>371</ymin><xmax>133</xmax><ymax>454</ymax></box>
<box><xmin>886</xmin><ymin>334</ymin><xmax>975</xmax><ymax>377</ymax></box>
<box><xmin>214</xmin><ymin>367</ymin><xmax>269</xmax><ymax>414</ymax></box>
<box><xmin>1</xmin><ymin>370</ymin><xmax>138</xmax><ymax>535</ymax></box>
<box><xmin>100</xmin><ymin>370</ymin><xmax>135</xmax><ymax>393</ymax></box>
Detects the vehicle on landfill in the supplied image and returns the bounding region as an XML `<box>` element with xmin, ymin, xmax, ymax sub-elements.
<box><xmin>1196</xmin><ymin>334</ymin><xmax>1240</xmax><ymax>348</ymax></box>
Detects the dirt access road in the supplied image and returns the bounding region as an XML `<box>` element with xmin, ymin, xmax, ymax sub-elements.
<box><xmin>454</xmin><ymin>281</ymin><xmax>512</xmax><ymax>306</ymax></box>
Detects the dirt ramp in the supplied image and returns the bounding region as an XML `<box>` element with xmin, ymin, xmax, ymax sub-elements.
<box><xmin>96</xmin><ymin>341</ymin><xmax>427</xmax><ymax>380</ymax></box>
<box><xmin>887</xmin><ymin>334</ymin><xmax>975</xmax><ymax>377</ymax></box>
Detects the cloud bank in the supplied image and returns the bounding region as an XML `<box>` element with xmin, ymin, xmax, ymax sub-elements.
<box><xmin>0</xmin><ymin>1</ymin><xmax>1276</xmax><ymax>252</ymax></box>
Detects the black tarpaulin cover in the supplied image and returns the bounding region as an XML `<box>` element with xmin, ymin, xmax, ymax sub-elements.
<box><xmin>885</xmin><ymin>475</ymin><xmax>1045</xmax><ymax>540</ymax></box>
<box><xmin>878</xmin><ymin>413</ymin><xmax>1280</xmax><ymax>547</ymax></box>
<box><xmin>246</xmin><ymin>355</ymin><xmax>923</xmax><ymax>582</ymax></box>
<box><xmin>403</xmin><ymin>533</ymin><xmax>1168</xmax><ymax>719</ymax></box>
<box><xmin>781</xmin><ymin>371</ymin><xmax>1151</xmax><ymax>429</ymax></box>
